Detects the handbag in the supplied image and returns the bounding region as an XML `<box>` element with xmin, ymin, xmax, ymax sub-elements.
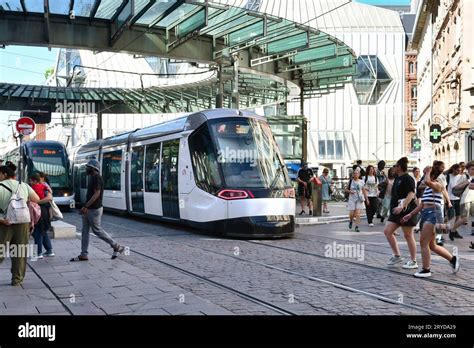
<box><xmin>50</xmin><ymin>200</ymin><xmax>63</xmax><ymax>220</ymax></box>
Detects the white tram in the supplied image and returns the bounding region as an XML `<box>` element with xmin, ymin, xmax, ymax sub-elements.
<box><xmin>73</xmin><ymin>109</ymin><xmax>295</xmax><ymax>238</ymax></box>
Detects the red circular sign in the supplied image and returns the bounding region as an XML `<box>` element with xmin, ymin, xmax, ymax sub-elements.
<box><xmin>16</xmin><ymin>117</ymin><xmax>36</xmax><ymax>136</ymax></box>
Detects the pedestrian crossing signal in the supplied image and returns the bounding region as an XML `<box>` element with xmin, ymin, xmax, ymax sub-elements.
<box><xmin>412</xmin><ymin>138</ymin><xmax>421</xmax><ymax>152</ymax></box>
<box><xmin>429</xmin><ymin>124</ymin><xmax>442</xmax><ymax>144</ymax></box>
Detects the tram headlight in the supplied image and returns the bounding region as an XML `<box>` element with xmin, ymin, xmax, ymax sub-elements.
<box><xmin>63</xmin><ymin>193</ymin><xmax>69</xmax><ymax>197</ymax></box>
<box><xmin>217</xmin><ymin>189</ymin><xmax>249</xmax><ymax>200</ymax></box>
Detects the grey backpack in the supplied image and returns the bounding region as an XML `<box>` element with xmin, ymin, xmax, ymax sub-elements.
<box><xmin>0</xmin><ymin>183</ymin><xmax>31</xmax><ymax>224</ymax></box>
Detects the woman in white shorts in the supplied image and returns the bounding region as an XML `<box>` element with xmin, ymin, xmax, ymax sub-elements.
<box><xmin>345</xmin><ymin>170</ymin><xmax>367</xmax><ymax>232</ymax></box>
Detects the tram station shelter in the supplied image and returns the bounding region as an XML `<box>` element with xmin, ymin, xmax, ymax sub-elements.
<box><xmin>0</xmin><ymin>0</ymin><xmax>406</xmax><ymax>172</ymax></box>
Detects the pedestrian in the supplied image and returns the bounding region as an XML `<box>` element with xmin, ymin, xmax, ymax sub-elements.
<box><xmin>297</xmin><ymin>162</ymin><xmax>314</xmax><ymax>215</ymax></box>
<box><xmin>29</xmin><ymin>174</ymin><xmax>54</xmax><ymax>258</ymax></box>
<box><xmin>459</xmin><ymin>162</ymin><xmax>469</xmax><ymax>180</ymax></box>
<box><xmin>411</xmin><ymin>167</ymin><xmax>421</xmax><ymax>184</ymax></box>
<box><xmin>402</xmin><ymin>161</ymin><xmax>460</xmax><ymax>278</ymax></box>
<box><xmin>70</xmin><ymin>159</ymin><xmax>125</xmax><ymax>261</ymax></box>
<box><xmin>381</xmin><ymin>167</ymin><xmax>395</xmax><ymax>221</ymax></box>
<box><xmin>383</xmin><ymin>157</ymin><xmax>418</xmax><ymax>269</ymax></box>
<box><xmin>345</xmin><ymin>169</ymin><xmax>366</xmax><ymax>232</ymax></box>
<box><xmin>0</xmin><ymin>162</ymin><xmax>40</xmax><ymax>286</ymax></box>
<box><xmin>445</xmin><ymin>164</ymin><xmax>463</xmax><ymax>240</ymax></box>
<box><xmin>376</xmin><ymin>161</ymin><xmax>387</xmax><ymax>222</ymax></box>
<box><xmin>449</xmin><ymin>161</ymin><xmax>474</xmax><ymax>238</ymax></box>
<box><xmin>364</xmin><ymin>165</ymin><xmax>379</xmax><ymax>226</ymax></box>
<box><xmin>353</xmin><ymin>160</ymin><xmax>366</xmax><ymax>179</ymax></box>
<box><xmin>320</xmin><ymin>168</ymin><xmax>332</xmax><ymax>214</ymax></box>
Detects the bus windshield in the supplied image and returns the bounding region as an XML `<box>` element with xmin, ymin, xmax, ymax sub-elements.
<box><xmin>27</xmin><ymin>146</ymin><xmax>69</xmax><ymax>189</ymax></box>
<box><xmin>209</xmin><ymin>118</ymin><xmax>291</xmax><ymax>189</ymax></box>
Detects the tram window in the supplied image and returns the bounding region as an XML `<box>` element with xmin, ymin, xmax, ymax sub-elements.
<box><xmin>102</xmin><ymin>150</ymin><xmax>122</xmax><ymax>191</ymax></box>
<box><xmin>145</xmin><ymin>143</ymin><xmax>161</xmax><ymax>192</ymax></box>
<box><xmin>79</xmin><ymin>165</ymin><xmax>87</xmax><ymax>189</ymax></box>
<box><xmin>188</xmin><ymin>125</ymin><xmax>222</xmax><ymax>194</ymax></box>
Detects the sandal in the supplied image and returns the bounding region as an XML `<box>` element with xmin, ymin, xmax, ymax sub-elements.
<box><xmin>469</xmin><ymin>242</ymin><xmax>474</xmax><ymax>250</ymax></box>
<box><xmin>70</xmin><ymin>255</ymin><xmax>88</xmax><ymax>262</ymax></box>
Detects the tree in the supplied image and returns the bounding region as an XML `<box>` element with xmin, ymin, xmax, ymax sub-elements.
<box><xmin>44</xmin><ymin>67</ymin><xmax>54</xmax><ymax>80</ymax></box>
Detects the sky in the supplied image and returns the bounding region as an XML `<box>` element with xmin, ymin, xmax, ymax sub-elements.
<box><xmin>0</xmin><ymin>46</ymin><xmax>58</xmax><ymax>142</ymax></box>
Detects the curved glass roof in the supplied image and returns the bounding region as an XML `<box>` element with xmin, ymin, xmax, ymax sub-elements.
<box><xmin>0</xmin><ymin>0</ymin><xmax>357</xmax><ymax>108</ymax></box>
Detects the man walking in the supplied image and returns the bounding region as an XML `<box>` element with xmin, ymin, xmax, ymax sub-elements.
<box><xmin>70</xmin><ymin>159</ymin><xmax>125</xmax><ymax>261</ymax></box>
<box><xmin>297</xmin><ymin>162</ymin><xmax>315</xmax><ymax>215</ymax></box>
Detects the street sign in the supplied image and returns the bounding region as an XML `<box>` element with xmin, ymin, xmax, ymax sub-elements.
<box><xmin>429</xmin><ymin>124</ymin><xmax>442</xmax><ymax>143</ymax></box>
<box><xmin>412</xmin><ymin>138</ymin><xmax>422</xmax><ymax>152</ymax></box>
<box><xmin>16</xmin><ymin>117</ymin><xmax>36</xmax><ymax>136</ymax></box>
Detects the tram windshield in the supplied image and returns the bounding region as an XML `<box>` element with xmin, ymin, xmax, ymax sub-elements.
<box><xmin>209</xmin><ymin>118</ymin><xmax>291</xmax><ymax>189</ymax></box>
<box><xmin>27</xmin><ymin>145</ymin><xmax>70</xmax><ymax>189</ymax></box>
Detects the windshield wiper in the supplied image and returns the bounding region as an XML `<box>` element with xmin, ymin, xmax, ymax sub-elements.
<box><xmin>269</xmin><ymin>163</ymin><xmax>285</xmax><ymax>191</ymax></box>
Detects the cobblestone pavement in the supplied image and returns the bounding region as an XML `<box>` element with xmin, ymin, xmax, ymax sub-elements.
<box><xmin>1</xmin><ymin>210</ymin><xmax>472</xmax><ymax>315</ymax></box>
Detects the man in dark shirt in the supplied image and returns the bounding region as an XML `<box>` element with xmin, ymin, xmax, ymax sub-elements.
<box><xmin>297</xmin><ymin>162</ymin><xmax>314</xmax><ymax>215</ymax></box>
<box><xmin>70</xmin><ymin>159</ymin><xmax>125</xmax><ymax>261</ymax></box>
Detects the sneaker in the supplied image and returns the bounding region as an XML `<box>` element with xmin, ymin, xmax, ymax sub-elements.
<box><xmin>42</xmin><ymin>252</ymin><xmax>55</xmax><ymax>257</ymax></box>
<box><xmin>450</xmin><ymin>256</ymin><xmax>460</xmax><ymax>274</ymax></box>
<box><xmin>414</xmin><ymin>269</ymin><xmax>432</xmax><ymax>278</ymax></box>
<box><xmin>388</xmin><ymin>255</ymin><xmax>404</xmax><ymax>266</ymax></box>
<box><xmin>453</xmin><ymin>231</ymin><xmax>463</xmax><ymax>239</ymax></box>
<box><xmin>449</xmin><ymin>231</ymin><xmax>455</xmax><ymax>241</ymax></box>
<box><xmin>471</xmin><ymin>231</ymin><xmax>474</xmax><ymax>236</ymax></box>
<box><xmin>469</xmin><ymin>242</ymin><xmax>474</xmax><ymax>250</ymax></box>
<box><xmin>354</xmin><ymin>226</ymin><xmax>360</xmax><ymax>232</ymax></box>
<box><xmin>308</xmin><ymin>210</ymin><xmax>312</xmax><ymax>215</ymax></box>
<box><xmin>112</xmin><ymin>244</ymin><xmax>125</xmax><ymax>259</ymax></box>
<box><xmin>369</xmin><ymin>223</ymin><xmax>374</xmax><ymax>227</ymax></box>
<box><xmin>299</xmin><ymin>210</ymin><xmax>305</xmax><ymax>215</ymax></box>
<box><xmin>402</xmin><ymin>260</ymin><xmax>418</xmax><ymax>269</ymax></box>
<box><xmin>380</xmin><ymin>217</ymin><xmax>385</xmax><ymax>223</ymax></box>
<box><xmin>349</xmin><ymin>221</ymin><xmax>353</xmax><ymax>229</ymax></box>
<box><xmin>33</xmin><ymin>254</ymin><xmax>44</xmax><ymax>260</ymax></box>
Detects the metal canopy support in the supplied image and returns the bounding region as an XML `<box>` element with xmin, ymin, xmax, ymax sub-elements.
<box><xmin>90</xmin><ymin>0</ymin><xmax>101</xmax><ymax>22</ymax></box>
<box><xmin>96</xmin><ymin>110</ymin><xmax>103</xmax><ymax>140</ymax></box>
<box><xmin>44</xmin><ymin>0</ymin><xmax>50</xmax><ymax>43</ymax></box>
<box><xmin>300</xmin><ymin>82</ymin><xmax>307</xmax><ymax>163</ymax></box>
<box><xmin>231</xmin><ymin>53</ymin><xmax>239</xmax><ymax>109</ymax></box>
<box><xmin>216</xmin><ymin>64</ymin><xmax>224</xmax><ymax>108</ymax></box>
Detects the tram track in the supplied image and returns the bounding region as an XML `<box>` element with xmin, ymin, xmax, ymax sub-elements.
<box><xmin>131</xmin><ymin>236</ymin><xmax>444</xmax><ymax>315</ymax></box>
<box><xmin>68</xmin><ymin>215</ymin><xmax>470</xmax><ymax>315</ymax></box>
<box><xmin>96</xmin><ymin>228</ymin><xmax>445</xmax><ymax>315</ymax></box>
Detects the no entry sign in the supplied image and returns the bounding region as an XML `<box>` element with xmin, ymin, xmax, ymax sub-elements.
<box><xmin>16</xmin><ymin>117</ymin><xmax>36</xmax><ymax>136</ymax></box>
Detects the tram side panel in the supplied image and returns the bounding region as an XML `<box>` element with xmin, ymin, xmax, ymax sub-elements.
<box><xmin>178</xmin><ymin>135</ymin><xmax>227</xmax><ymax>231</ymax></box>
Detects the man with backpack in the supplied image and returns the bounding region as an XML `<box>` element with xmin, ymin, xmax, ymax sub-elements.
<box><xmin>0</xmin><ymin>162</ymin><xmax>41</xmax><ymax>286</ymax></box>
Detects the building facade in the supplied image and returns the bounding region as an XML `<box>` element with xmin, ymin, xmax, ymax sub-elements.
<box><xmin>285</xmin><ymin>1</ymin><xmax>407</xmax><ymax>177</ymax></box>
<box><xmin>411</xmin><ymin>0</ymin><xmax>473</xmax><ymax>167</ymax></box>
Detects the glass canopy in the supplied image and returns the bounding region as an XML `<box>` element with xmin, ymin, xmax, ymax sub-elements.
<box><xmin>0</xmin><ymin>0</ymin><xmax>357</xmax><ymax>104</ymax></box>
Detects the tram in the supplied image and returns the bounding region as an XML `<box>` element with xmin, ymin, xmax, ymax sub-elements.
<box><xmin>3</xmin><ymin>140</ymin><xmax>75</xmax><ymax>208</ymax></box>
<box><xmin>73</xmin><ymin>109</ymin><xmax>295</xmax><ymax>238</ymax></box>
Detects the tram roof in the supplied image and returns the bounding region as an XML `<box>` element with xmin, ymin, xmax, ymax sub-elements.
<box><xmin>0</xmin><ymin>0</ymin><xmax>357</xmax><ymax>112</ymax></box>
<box><xmin>76</xmin><ymin>108</ymin><xmax>261</xmax><ymax>152</ymax></box>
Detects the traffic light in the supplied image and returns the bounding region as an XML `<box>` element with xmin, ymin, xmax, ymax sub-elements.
<box><xmin>21</xmin><ymin>107</ymin><xmax>51</xmax><ymax>124</ymax></box>
<box><xmin>411</xmin><ymin>138</ymin><xmax>421</xmax><ymax>152</ymax></box>
<box><xmin>429</xmin><ymin>124</ymin><xmax>442</xmax><ymax>144</ymax></box>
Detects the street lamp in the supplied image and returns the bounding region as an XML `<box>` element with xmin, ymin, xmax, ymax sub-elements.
<box><xmin>372</xmin><ymin>142</ymin><xmax>389</xmax><ymax>161</ymax></box>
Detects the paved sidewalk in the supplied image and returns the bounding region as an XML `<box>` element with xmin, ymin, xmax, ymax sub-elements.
<box><xmin>0</xmin><ymin>238</ymin><xmax>232</xmax><ymax>315</ymax></box>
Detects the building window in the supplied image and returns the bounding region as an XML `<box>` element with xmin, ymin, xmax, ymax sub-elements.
<box><xmin>353</xmin><ymin>55</ymin><xmax>392</xmax><ymax>105</ymax></box>
<box><xmin>102</xmin><ymin>150</ymin><xmax>122</xmax><ymax>191</ymax></box>
<box><xmin>145</xmin><ymin>143</ymin><xmax>161</xmax><ymax>192</ymax></box>
<box><xmin>409</xmin><ymin>62</ymin><xmax>415</xmax><ymax>75</ymax></box>
<box><xmin>411</xmin><ymin>86</ymin><xmax>417</xmax><ymax>99</ymax></box>
<box><xmin>411</xmin><ymin>107</ymin><xmax>417</xmax><ymax>121</ymax></box>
